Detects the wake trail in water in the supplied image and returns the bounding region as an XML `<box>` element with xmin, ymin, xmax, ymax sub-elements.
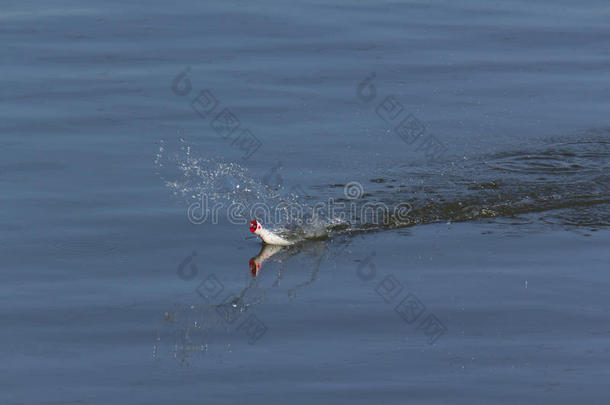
<box><xmin>155</xmin><ymin>131</ymin><xmax>610</xmax><ymax>243</ymax></box>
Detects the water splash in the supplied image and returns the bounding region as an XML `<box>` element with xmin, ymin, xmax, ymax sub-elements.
<box><xmin>156</xmin><ymin>132</ymin><xmax>610</xmax><ymax>242</ymax></box>
<box><xmin>155</xmin><ymin>138</ymin><xmax>331</xmax><ymax>239</ymax></box>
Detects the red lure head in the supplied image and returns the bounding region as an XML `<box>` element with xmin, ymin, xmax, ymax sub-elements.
<box><xmin>249</xmin><ymin>259</ymin><xmax>260</xmax><ymax>276</ymax></box>
<box><xmin>249</xmin><ymin>259</ymin><xmax>257</xmax><ymax>275</ymax></box>
<box><xmin>250</xmin><ymin>220</ymin><xmax>258</xmax><ymax>233</ymax></box>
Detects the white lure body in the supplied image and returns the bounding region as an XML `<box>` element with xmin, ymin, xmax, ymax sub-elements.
<box><xmin>250</xmin><ymin>220</ymin><xmax>293</xmax><ymax>246</ymax></box>
<box><xmin>249</xmin><ymin>244</ymin><xmax>284</xmax><ymax>276</ymax></box>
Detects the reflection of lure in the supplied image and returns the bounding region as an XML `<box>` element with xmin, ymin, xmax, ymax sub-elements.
<box><xmin>249</xmin><ymin>244</ymin><xmax>285</xmax><ymax>276</ymax></box>
<box><xmin>250</xmin><ymin>220</ymin><xmax>293</xmax><ymax>246</ymax></box>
